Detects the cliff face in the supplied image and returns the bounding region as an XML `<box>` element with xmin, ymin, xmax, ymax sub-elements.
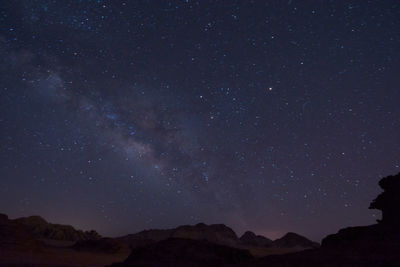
<box><xmin>0</xmin><ymin>214</ymin><xmax>43</xmax><ymax>251</ymax></box>
<box><xmin>0</xmin><ymin>213</ymin><xmax>101</xmax><ymax>247</ymax></box>
<box><xmin>369</xmin><ymin>172</ymin><xmax>400</xmax><ymax>225</ymax></box>
<box><xmin>118</xmin><ymin>223</ymin><xmax>240</xmax><ymax>248</ymax></box>
<box><xmin>321</xmin><ymin>173</ymin><xmax>400</xmax><ymax>250</ymax></box>
<box><xmin>171</xmin><ymin>223</ymin><xmax>240</xmax><ymax>247</ymax></box>
<box><xmin>14</xmin><ymin>216</ymin><xmax>101</xmax><ymax>241</ymax></box>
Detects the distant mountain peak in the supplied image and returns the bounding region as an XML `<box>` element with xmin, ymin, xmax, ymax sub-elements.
<box><xmin>118</xmin><ymin>222</ymin><xmax>240</xmax><ymax>248</ymax></box>
<box><xmin>239</xmin><ymin>231</ymin><xmax>272</xmax><ymax>247</ymax></box>
<box><xmin>273</xmin><ymin>232</ymin><xmax>320</xmax><ymax>248</ymax></box>
<box><xmin>13</xmin><ymin>215</ymin><xmax>101</xmax><ymax>241</ymax></box>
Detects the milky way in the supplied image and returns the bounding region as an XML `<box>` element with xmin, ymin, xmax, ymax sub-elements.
<box><xmin>1</xmin><ymin>1</ymin><xmax>400</xmax><ymax>241</ymax></box>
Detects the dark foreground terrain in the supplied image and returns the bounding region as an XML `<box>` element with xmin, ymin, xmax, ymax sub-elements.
<box><xmin>1</xmin><ymin>173</ymin><xmax>400</xmax><ymax>266</ymax></box>
<box><xmin>0</xmin><ymin>213</ymin><xmax>316</xmax><ymax>266</ymax></box>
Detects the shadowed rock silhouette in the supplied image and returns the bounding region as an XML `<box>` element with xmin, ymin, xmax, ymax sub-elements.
<box><xmin>252</xmin><ymin>172</ymin><xmax>400</xmax><ymax>266</ymax></box>
<box><xmin>369</xmin><ymin>172</ymin><xmax>400</xmax><ymax>225</ymax></box>
<box><xmin>273</xmin><ymin>232</ymin><xmax>320</xmax><ymax>249</ymax></box>
<box><xmin>117</xmin><ymin>223</ymin><xmax>240</xmax><ymax>249</ymax></box>
<box><xmin>2</xmin><ymin>173</ymin><xmax>400</xmax><ymax>266</ymax></box>
<box><xmin>14</xmin><ymin>215</ymin><xmax>101</xmax><ymax>241</ymax></box>
<box><xmin>239</xmin><ymin>231</ymin><xmax>272</xmax><ymax>247</ymax></box>
<box><xmin>321</xmin><ymin>172</ymin><xmax>400</xmax><ymax>250</ymax></box>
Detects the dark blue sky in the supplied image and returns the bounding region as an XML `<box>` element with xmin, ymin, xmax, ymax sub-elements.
<box><xmin>1</xmin><ymin>0</ymin><xmax>399</xmax><ymax>241</ymax></box>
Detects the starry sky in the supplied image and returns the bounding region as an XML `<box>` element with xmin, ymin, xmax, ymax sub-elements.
<box><xmin>1</xmin><ymin>0</ymin><xmax>399</xmax><ymax>242</ymax></box>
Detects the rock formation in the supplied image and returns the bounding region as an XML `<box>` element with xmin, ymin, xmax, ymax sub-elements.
<box><xmin>0</xmin><ymin>213</ymin><xmax>43</xmax><ymax>251</ymax></box>
<box><xmin>118</xmin><ymin>222</ymin><xmax>240</xmax><ymax>248</ymax></box>
<box><xmin>239</xmin><ymin>231</ymin><xmax>272</xmax><ymax>247</ymax></box>
<box><xmin>272</xmin><ymin>232</ymin><xmax>320</xmax><ymax>249</ymax></box>
<box><xmin>369</xmin><ymin>172</ymin><xmax>400</xmax><ymax>225</ymax></box>
<box><xmin>171</xmin><ymin>223</ymin><xmax>240</xmax><ymax>247</ymax></box>
<box><xmin>14</xmin><ymin>215</ymin><xmax>101</xmax><ymax>241</ymax></box>
<box><xmin>322</xmin><ymin>172</ymin><xmax>400</xmax><ymax>249</ymax></box>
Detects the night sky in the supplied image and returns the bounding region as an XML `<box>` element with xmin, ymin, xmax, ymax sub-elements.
<box><xmin>1</xmin><ymin>1</ymin><xmax>399</xmax><ymax>242</ymax></box>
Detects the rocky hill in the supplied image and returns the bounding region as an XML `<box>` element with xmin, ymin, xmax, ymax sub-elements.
<box><xmin>273</xmin><ymin>232</ymin><xmax>320</xmax><ymax>249</ymax></box>
<box><xmin>14</xmin><ymin>215</ymin><xmax>101</xmax><ymax>241</ymax></box>
<box><xmin>118</xmin><ymin>222</ymin><xmax>318</xmax><ymax>251</ymax></box>
<box><xmin>0</xmin><ymin>213</ymin><xmax>43</xmax><ymax>251</ymax></box>
<box><xmin>171</xmin><ymin>223</ymin><xmax>240</xmax><ymax>247</ymax></box>
<box><xmin>118</xmin><ymin>223</ymin><xmax>240</xmax><ymax>248</ymax></box>
<box><xmin>239</xmin><ymin>231</ymin><xmax>272</xmax><ymax>247</ymax></box>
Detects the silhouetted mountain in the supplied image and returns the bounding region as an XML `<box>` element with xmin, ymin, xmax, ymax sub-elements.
<box><xmin>109</xmin><ymin>238</ymin><xmax>253</xmax><ymax>267</ymax></box>
<box><xmin>118</xmin><ymin>222</ymin><xmax>240</xmax><ymax>248</ymax></box>
<box><xmin>246</xmin><ymin>172</ymin><xmax>400</xmax><ymax>266</ymax></box>
<box><xmin>13</xmin><ymin>215</ymin><xmax>101</xmax><ymax>241</ymax></box>
<box><xmin>239</xmin><ymin>231</ymin><xmax>272</xmax><ymax>247</ymax></box>
<box><xmin>0</xmin><ymin>213</ymin><xmax>103</xmax><ymax>251</ymax></box>
<box><xmin>172</xmin><ymin>223</ymin><xmax>240</xmax><ymax>246</ymax></box>
<box><xmin>119</xmin><ymin>228</ymin><xmax>172</xmax><ymax>242</ymax></box>
<box><xmin>0</xmin><ymin>213</ymin><xmax>43</xmax><ymax>251</ymax></box>
<box><xmin>273</xmin><ymin>232</ymin><xmax>320</xmax><ymax>249</ymax></box>
<box><xmin>4</xmin><ymin>172</ymin><xmax>399</xmax><ymax>265</ymax></box>
<box><xmin>118</xmin><ymin>222</ymin><xmax>318</xmax><ymax>251</ymax></box>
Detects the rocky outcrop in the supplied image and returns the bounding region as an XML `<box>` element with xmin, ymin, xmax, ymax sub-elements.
<box><xmin>0</xmin><ymin>213</ymin><xmax>8</xmax><ymax>222</ymax></box>
<box><xmin>118</xmin><ymin>223</ymin><xmax>240</xmax><ymax>248</ymax></box>
<box><xmin>0</xmin><ymin>213</ymin><xmax>100</xmax><ymax>249</ymax></box>
<box><xmin>321</xmin><ymin>173</ymin><xmax>400</xmax><ymax>250</ymax></box>
<box><xmin>171</xmin><ymin>223</ymin><xmax>240</xmax><ymax>247</ymax></box>
<box><xmin>118</xmin><ymin>222</ymin><xmax>320</xmax><ymax>251</ymax></box>
<box><xmin>273</xmin><ymin>232</ymin><xmax>320</xmax><ymax>249</ymax></box>
<box><xmin>252</xmin><ymin>224</ymin><xmax>400</xmax><ymax>266</ymax></box>
<box><xmin>14</xmin><ymin>215</ymin><xmax>101</xmax><ymax>241</ymax></box>
<box><xmin>239</xmin><ymin>231</ymin><xmax>272</xmax><ymax>247</ymax></box>
<box><xmin>0</xmin><ymin>213</ymin><xmax>43</xmax><ymax>251</ymax></box>
<box><xmin>109</xmin><ymin>238</ymin><xmax>253</xmax><ymax>267</ymax></box>
<box><xmin>250</xmin><ymin>173</ymin><xmax>400</xmax><ymax>266</ymax></box>
<box><xmin>321</xmin><ymin>224</ymin><xmax>400</xmax><ymax>249</ymax></box>
<box><xmin>369</xmin><ymin>172</ymin><xmax>400</xmax><ymax>225</ymax></box>
<box><xmin>117</xmin><ymin>229</ymin><xmax>174</xmax><ymax>248</ymax></box>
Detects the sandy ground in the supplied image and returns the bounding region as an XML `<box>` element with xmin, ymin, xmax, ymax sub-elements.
<box><xmin>0</xmin><ymin>239</ymin><xmax>305</xmax><ymax>266</ymax></box>
<box><xmin>246</xmin><ymin>246</ymin><xmax>308</xmax><ymax>257</ymax></box>
<box><xmin>0</xmin><ymin>247</ymin><xmax>130</xmax><ymax>267</ymax></box>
